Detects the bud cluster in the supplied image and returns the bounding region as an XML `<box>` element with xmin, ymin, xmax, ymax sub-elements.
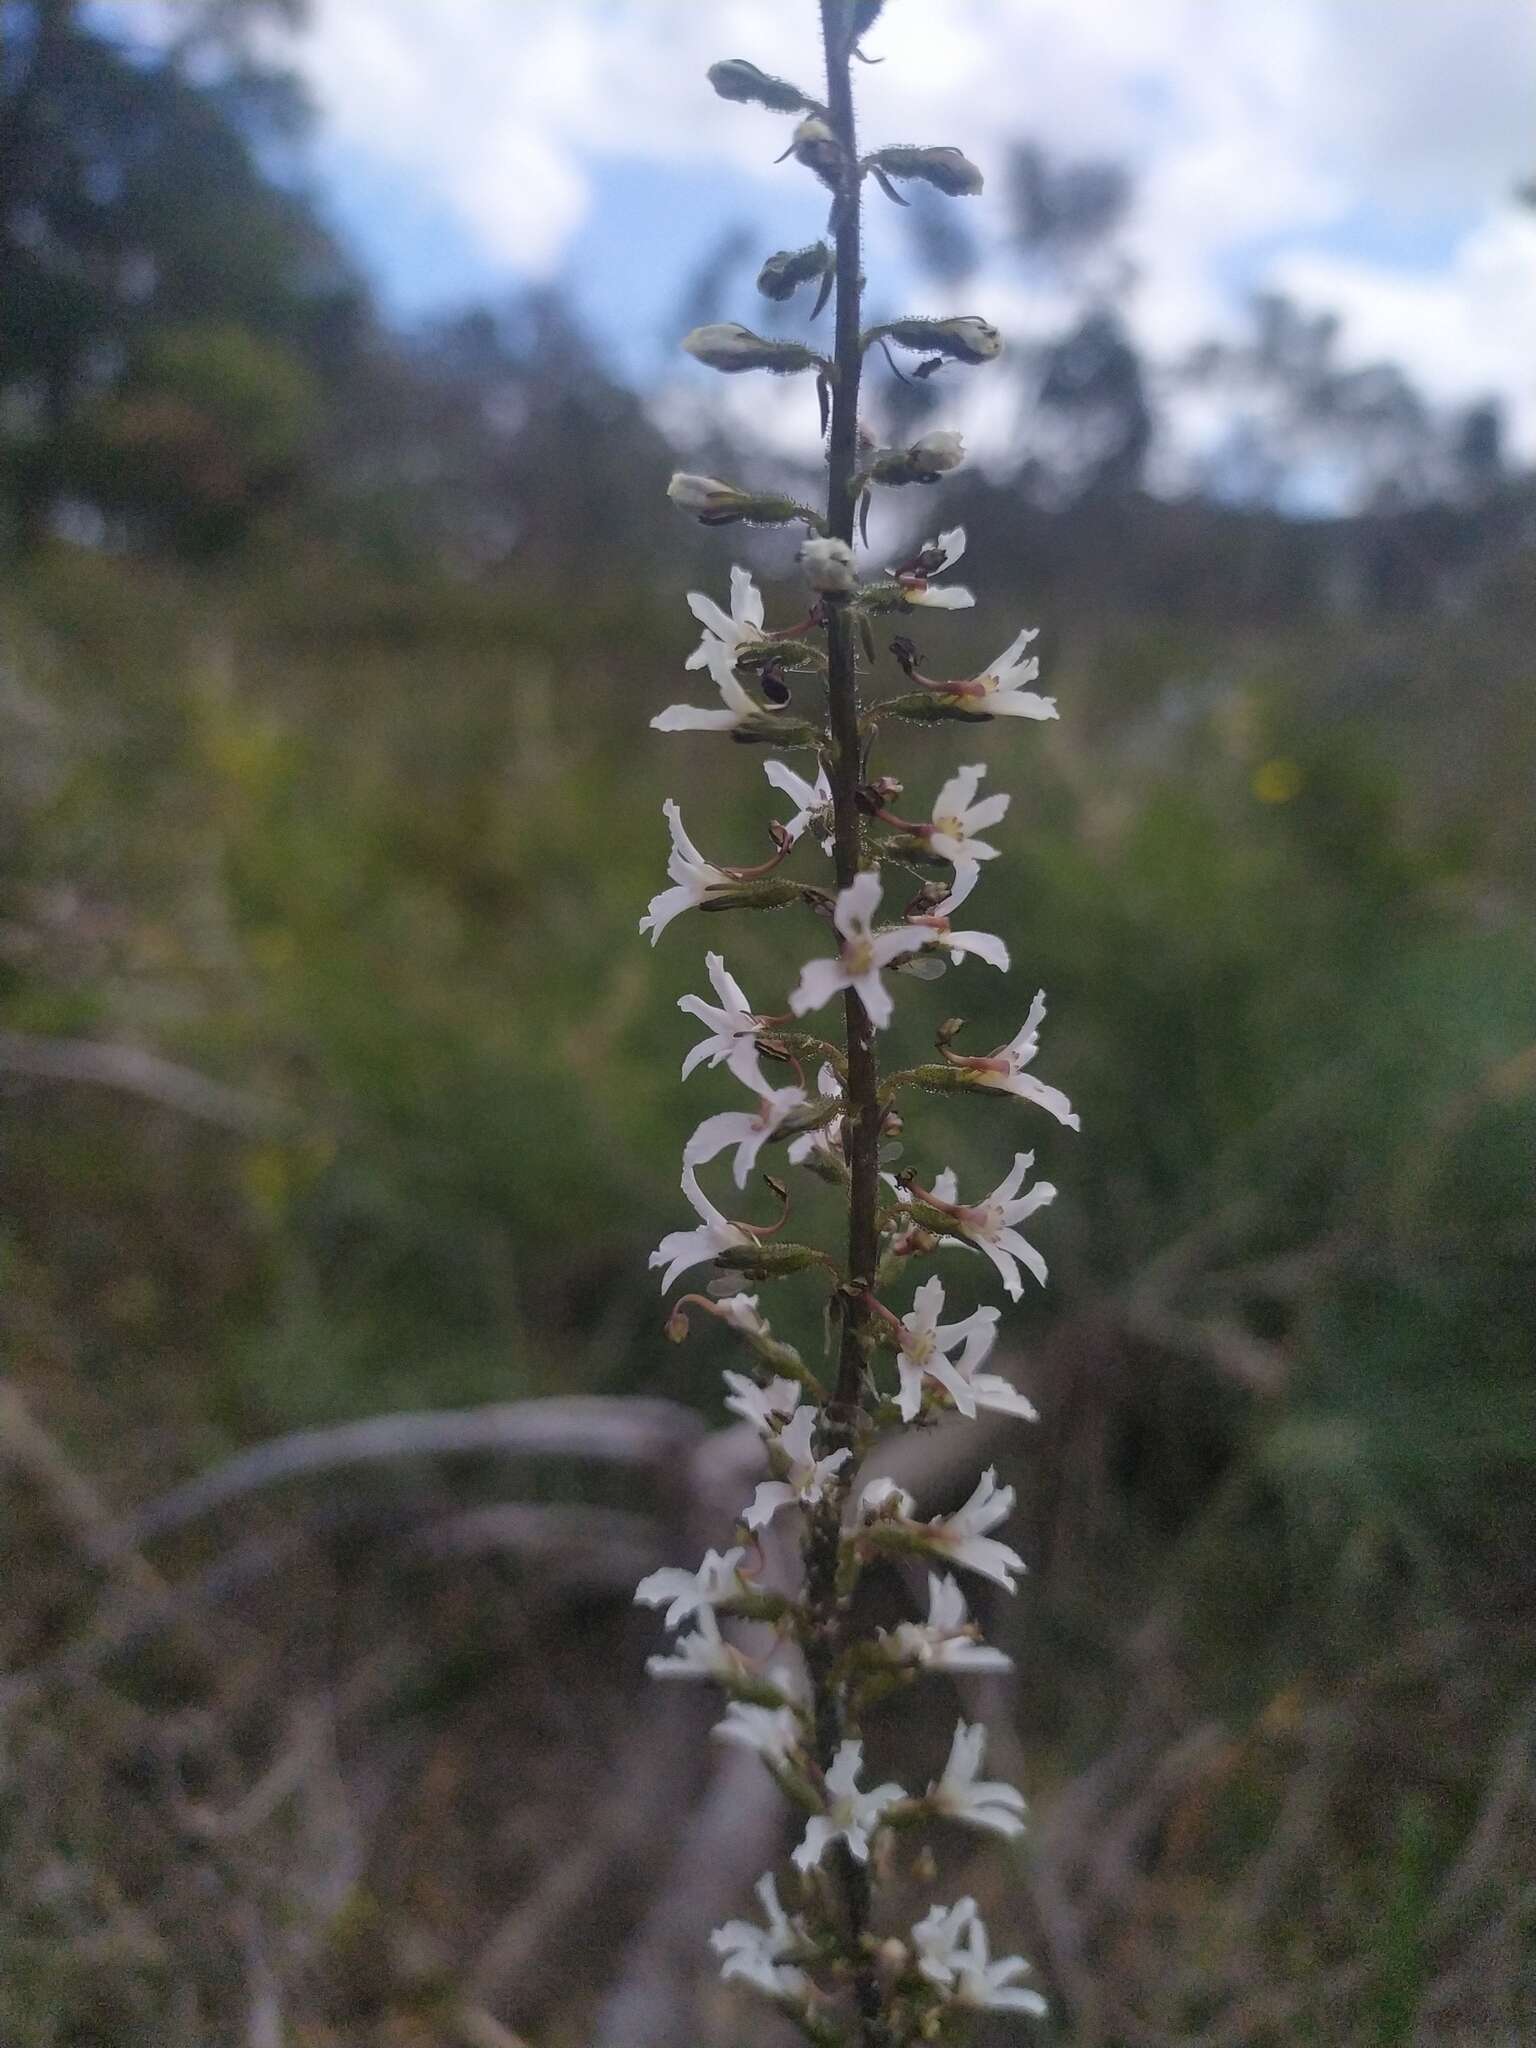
<box><xmin>638</xmin><ymin>10</ymin><xmax>1073</xmax><ymax>2040</ymax></box>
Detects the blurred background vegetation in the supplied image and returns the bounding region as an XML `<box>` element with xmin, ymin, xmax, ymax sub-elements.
<box><xmin>2</xmin><ymin>3</ymin><xmax>1533</xmax><ymax>2043</ymax></box>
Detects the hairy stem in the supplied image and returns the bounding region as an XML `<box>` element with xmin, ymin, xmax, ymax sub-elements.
<box><xmin>808</xmin><ymin>5</ymin><xmax>890</xmax><ymax>2041</ymax></box>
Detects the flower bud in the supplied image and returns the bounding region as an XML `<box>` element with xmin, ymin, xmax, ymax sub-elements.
<box><xmin>706</xmin><ymin>58</ymin><xmax>821</xmax><ymax>115</ymax></box>
<box><xmin>868</xmin><ymin>429</ymin><xmax>966</xmax><ymax>486</ymax></box>
<box><xmin>790</xmin><ymin>114</ymin><xmax>844</xmax><ymax>187</ymax></box>
<box><xmin>867</xmin><ymin>144</ymin><xmax>984</xmax><ymax>198</ymax></box>
<box><xmin>873</xmin><ymin>315</ymin><xmax>1003</xmax><ymax>365</ymax></box>
<box><xmin>666</xmin><ymin>472</ymin><xmax>804</xmax><ymax>528</ymax></box>
<box><xmin>757</xmin><ymin>240</ymin><xmax>834</xmax><ymax>303</ymax></box>
<box><xmin>798</xmin><ymin>535</ymin><xmax>858</xmax><ymax>595</ymax></box>
<box><xmin>682</xmin><ymin>323</ymin><xmax>824</xmax><ymax>376</ymax></box>
<box><xmin>665</xmin><ymin>1306</ymin><xmax>691</xmax><ymax>1343</ymax></box>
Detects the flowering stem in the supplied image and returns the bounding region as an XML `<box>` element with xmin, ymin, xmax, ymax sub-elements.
<box><xmin>809</xmin><ymin>8</ymin><xmax>892</xmax><ymax>2044</ymax></box>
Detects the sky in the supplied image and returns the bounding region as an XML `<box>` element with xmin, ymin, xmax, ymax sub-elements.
<box><xmin>121</xmin><ymin>0</ymin><xmax>1536</xmax><ymax>460</ymax></box>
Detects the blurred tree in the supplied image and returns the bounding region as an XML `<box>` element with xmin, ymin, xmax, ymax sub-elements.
<box><xmin>0</xmin><ymin>0</ymin><xmax>365</xmax><ymax>553</ymax></box>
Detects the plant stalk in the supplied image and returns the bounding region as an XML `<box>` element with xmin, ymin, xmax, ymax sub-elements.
<box><xmin>807</xmin><ymin>6</ymin><xmax>890</xmax><ymax>2042</ymax></box>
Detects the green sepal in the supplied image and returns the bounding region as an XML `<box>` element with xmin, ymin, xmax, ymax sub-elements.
<box><xmin>728</xmin><ymin>717</ymin><xmax>822</xmax><ymax>748</ymax></box>
<box><xmin>716</xmin><ymin>1241</ymin><xmax>829</xmax><ymax>1278</ymax></box>
<box><xmin>707</xmin><ymin>58</ymin><xmax>822</xmax><ymax>115</ymax></box>
<box><xmin>903</xmin><ymin>1062</ymin><xmax>984</xmax><ymax>1095</ymax></box>
<box><xmin>700</xmin><ymin>878</ymin><xmax>810</xmax><ymax>913</ymax></box>
<box><xmin>735</xmin><ymin>637</ymin><xmax>826</xmax><ymax>672</ymax></box>
<box><xmin>878</xmin><ymin>690</ymin><xmax>995</xmax><ymax>725</ymax></box>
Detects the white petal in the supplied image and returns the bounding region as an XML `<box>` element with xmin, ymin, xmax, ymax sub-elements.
<box><xmin>998</xmin><ymin>1073</ymin><xmax>1079</xmax><ymax>1128</ymax></box>
<box><xmin>639</xmin><ymin>884</ymin><xmax>697</xmax><ymax>943</ymax></box>
<box><xmin>909</xmin><ymin>583</ymin><xmax>974</xmax><ymax>609</ymax></box>
<box><xmin>651</xmin><ymin>704</ymin><xmax>740</xmax><ymax>731</ymax></box>
<box><xmin>932</xmin><ymin>765</ymin><xmax>984</xmax><ymax>824</ymax></box>
<box><xmin>835</xmin><ymin>869</ymin><xmax>884</xmax><ymax>937</ymax></box>
<box><xmin>947</xmin><ymin>930</ymin><xmax>1010</xmax><ymax>971</ymax></box>
<box><xmin>684</xmin><ymin>1111</ymin><xmax>760</xmax><ymax>1170</ymax></box>
<box><xmin>744</xmin><ymin>1479</ymin><xmax>798</xmax><ymax>1532</ymax></box>
<box><xmin>730</xmin><ymin>564</ymin><xmax>764</xmax><ymax>631</ymax></box>
<box><xmin>851</xmin><ymin>967</ymin><xmax>894</xmax><ymax>1031</ymax></box>
<box><xmin>990</xmin><ymin>689</ymin><xmax>1058</xmax><ymax>721</ymax></box>
<box><xmin>965</xmin><ymin>793</ymin><xmax>1011</xmax><ymax>833</ymax></box>
<box><xmin>687</xmin><ymin>590</ymin><xmax>737</xmax><ymax>641</ymax></box>
<box><xmin>789</xmin><ymin>956</ymin><xmax>850</xmax><ymax>1018</ymax></box>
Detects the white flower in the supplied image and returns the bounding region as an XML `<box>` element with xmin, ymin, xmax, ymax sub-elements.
<box><xmin>948</xmin><ymin>1915</ymin><xmax>1047</xmax><ymax>2015</ymax></box>
<box><xmin>684</xmin><ymin>1068</ymin><xmax>810</xmax><ymax>1189</ymax></box>
<box><xmin>787</xmin><ymin>1061</ymin><xmax>843</xmax><ymax>1171</ymax></box>
<box><xmin>710</xmin><ymin>1873</ymin><xmax>810</xmax><ymax>2002</ymax></box>
<box><xmin>652</xmin><ymin>641</ymin><xmax>767</xmax><ymax>734</ymax></box>
<box><xmin>668</xmin><ymin>471</ymin><xmax>739</xmax><ymax>515</ymax></box>
<box><xmin>634</xmin><ymin>1546</ymin><xmax>752</xmax><ymax>1629</ymax></box>
<box><xmin>860</xmin><ymin>1475</ymin><xmax>918</xmax><ymax>1520</ymax></box>
<box><xmin>921</xmin><ymin>864</ymin><xmax>1009</xmax><ymax>971</ymax></box>
<box><xmin>677</xmin><ymin>953</ymin><xmax>764</xmax><ymax>1087</ymax></box>
<box><xmin>744</xmin><ymin>1403</ymin><xmax>851</xmax><ymax>1530</ymax></box>
<box><xmin>764</xmin><ymin>758</ymin><xmax>833</xmax><ymax>852</ymax></box>
<box><xmin>713</xmin><ymin>1699</ymin><xmax>804</xmax><ymax>1770</ymax></box>
<box><xmin>892</xmin><ymin>1275</ymin><xmax>1000</xmax><ymax>1422</ymax></box>
<box><xmin>974</xmin><ymin>991</ymin><xmax>1079</xmax><ymax>1129</ymax></box>
<box><xmin>789</xmin><ymin>872</ymin><xmax>926</xmax><ymax>1031</ymax></box>
<box><xmin>799</xmin><ymin>535</ymin><xmax>858</xmax><ymax>594</ymax></box>
<box><xmin>972</xmin><ymin>627</ymin><xmax>1058</xmax><ymax>720</ymax></box>
<box><xmin>927</xmin><ymin>763</ymin><xmax>1009</xmax><ymax>871</ymax></box>
<box><xmin>649</xmin><ymin>1165</ymin><xmax>754</xmax><ymax>1292</ymax></box>
<box><xmin>891</xmin><ymin>525</ymin><xmax>974</xmax><ymax>609</ymax></box>
<box><xmin>930</xmin><ymin>1719</ymin><xmax>1028</xmax><ymax>1837</ymax></box>
<box><xmin>645</xmin><ymin>1605</ymin><xmax>758</xmax><ymax>1683</ymax></box>
<box><xmin>912</xmin><ymin>1895</ymin><xmax>980</xmax><ymax>1986</ymax></box>
<box><xmin>921</xmin><ymin>1467</ymin><xmax>1026</xmax><ymax>1591</ymax></box>
<box><xmin>713</xmin><ymin>1292</ymin><xmax>771</xmax><ymax>1337</ymax></box>
<box><xmin>791</xmin><ymin>1739</ymin><xmax>904</xmax><ymax>1871</ymax></box>
<box><xmin>911</xmin><ymin>428</ymin><xmax>965</xmax><ymax>473</ymax></box>
<box><xmin>951</xmin><ymin>1152</ymin><xmax>1058</xmax><ymax>1302</ymax></box>
<box><xmin>722</xmin><ymin>1369</ymin><xmax>802</xmax><ymax>1435</ymax></box>
<box><xmin>687</xmin><ymin>565</ymin><xmax>767</xmax><ymax>672</ymax></box>
<box><xmin>638</xmin><ymin>799</ymin><xmax>732</xmax><ymax>943</ymax></box>
<box><xmin>884</xmin><ymin>1573</ymin><xmax>1013</xmax><ymax>1675</ymax></box>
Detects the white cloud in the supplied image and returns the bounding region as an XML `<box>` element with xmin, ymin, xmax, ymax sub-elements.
<box><xmin>117</xmin><ymin>0</ymin><xmax>1536</xmax><ymax>447</ymax></box>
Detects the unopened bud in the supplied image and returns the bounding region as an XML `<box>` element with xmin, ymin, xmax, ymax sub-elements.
<box><xmin>682</xmin><ymin>323</ymin><xmax>824</xmax><ymax>376</ymax></box>
<box><xmin>790</xmin><ymin>114</ymin><xmax>844</xmax><ymax>187</ymax></box>
<box><xmin>798</xmin><ymin>535</ymin><xmax>858</xmax><ymax>595</ymax></box>
<box><xmin>707</xmin><ymin>58</ymin><xmax>821</xmax><ymax>115</ymax></box>
<box><xmin>757</xmin><ymin>240</ymin><xmax>834</xmax><ymax>303</ymax></box>
<box><xmin>868</xmin><ymin>144</ymin><xmax>984</xmax><ymax>199</ymax></box>
<box><xmin>665</xmin><ymin>1306</ymin><xmax>691</xmax><ymax>1343</ymax></box>
<box><xmin>667</xmin><ymin>472</ymin><xmax>804</xmax><ymax>528</ymax></box>
<box><xmin>874</xmin><ymin>315</ymin><xmax>1003</xmax><ymax>365</ymax></box>
<box><xmin>869</xmin><ymin>429</ymin><xmax>967</xmax><ymax>487</ymax></box>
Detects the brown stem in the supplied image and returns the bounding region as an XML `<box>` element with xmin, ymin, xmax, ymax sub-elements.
<box><xmin>805</xmin><ymin>8</ymin><xmax>891</xmax><ymax>2044</ymax></box>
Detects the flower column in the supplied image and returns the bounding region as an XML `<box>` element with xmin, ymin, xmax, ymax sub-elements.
<box><xmin>639</xmin><ymin>6</ymin><xmax>1073</xmax><ymax>2042</ymax></box>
